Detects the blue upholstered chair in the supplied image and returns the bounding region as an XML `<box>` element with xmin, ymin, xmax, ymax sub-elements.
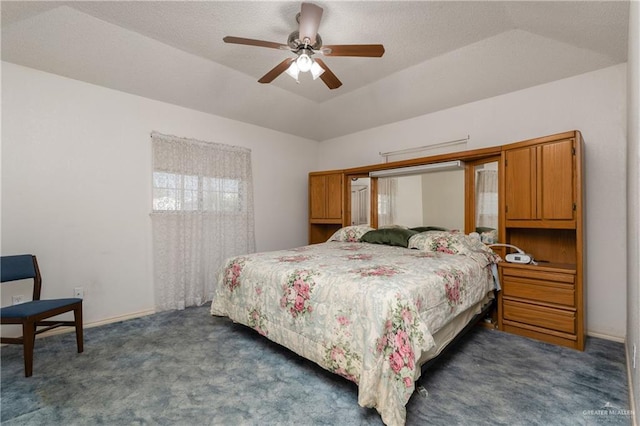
<box><xmin>1</xmin><ymin>255</ymin><xmax>83</xmax><ymax>377</ymax></box>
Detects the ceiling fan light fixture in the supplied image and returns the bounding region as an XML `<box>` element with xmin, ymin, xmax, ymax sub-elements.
<box><xmin>296</xmin><ymin>52</ymin><xmax>313</xmax><ymax>72</ymax></box>
<box><xmin>310</xmin><ymin>61</ymin><xmax>325</xmax><ymax>80</ymax></box>
<box><xmin>285</xmin><ymin>61</ymin><xmax>300</xmax><ymax>82</ymax></box>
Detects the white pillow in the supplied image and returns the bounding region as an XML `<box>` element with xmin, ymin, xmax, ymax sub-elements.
<box><xmin>327</xmin><ymin>225</ymin><xmax>375</xmax><ymax>242</ymax></box>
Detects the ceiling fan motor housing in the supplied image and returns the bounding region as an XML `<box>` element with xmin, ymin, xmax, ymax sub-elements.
<box><xmin>288</xmin><ymin>31</ymin><xmax>322</xmax><ymax>51</ymax></box>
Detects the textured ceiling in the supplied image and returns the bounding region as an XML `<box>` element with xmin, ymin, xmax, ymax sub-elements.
<box><xmin>1</xmin><ymin>1</ymin><xmax>630</xmax><ymax>141</ymax></box>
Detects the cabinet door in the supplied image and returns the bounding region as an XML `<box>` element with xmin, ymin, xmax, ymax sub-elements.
<box><xmin>505</xmin><ymin>147</ymin><xmax>536</xmax><ymax>220</ymax></box>
<box><xmin>309</xmin><ymin>173</ymin><xmax>343</xmax><ymax>221</ymax></box>
<box><xmin>505</xmin><ymin>139</ymin><xmax>575</xmax><ymax>222</ymax></box>
<box><xmin>539</xmin><ymin>139</ymin><xmax>574</xmax><ymax>220</ymax></box>
<box><xmin>309</xmin><ymin>175</ymin><xmax>327</xmax><ymax>219</ymax></box>
<box><xmin>325</xmin><ymin>173</ymin><xmax>343</xmax><ymax>219</ymax></box>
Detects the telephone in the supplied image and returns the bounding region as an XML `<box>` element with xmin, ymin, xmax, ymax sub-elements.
<box><xmin>488</xmin><ymin>243</ymin><xmax>536</xmax><ymax>265</ymax></box>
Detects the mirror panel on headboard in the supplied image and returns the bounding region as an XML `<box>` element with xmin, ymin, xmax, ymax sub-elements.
<box><xmin>343</xmin><ymin>148</ymin><xmax>501</xmax><ymax>236</ymax></box>
<box><xmin>474</xmin><ymin>161</ymin><xmax>498</xmax><ymax>228</ymax></box>
<box><xmin>349</xmin><ymin>177</ymin><xmax>370</xmax><ymax>226</ymax></box>
<box><xmin>347</xmin><ymin>156</ymin><xmax>499</xmax><ymax>237</ymax></box>
<box><xmin>348</xmin><ymin>170</ymin><xmax>465</xmax><ymax>230</ymax></box>
<box><xmin>377</xmin><ymin>170</ymin><xmax>465</xmax><ymax>230</ymax></box>
<box><xmin>466</xmin><ymin>157</ymin><xmax>500</xmax><ymax>242</ymax></box>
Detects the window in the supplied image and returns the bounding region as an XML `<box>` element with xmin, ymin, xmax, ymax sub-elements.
<box><xmin>153</xmin><ymin>172</ymin><xmax>198</xmax><ymax>211</ymax></box>
<box><xmin>203</xmin><ymin>177</ymin><xmax>244</xmax><ymax>212</ymax></box>
<box><xmin>150</xmin><ymin>132</ymin><xmax>255</xmax><ymax>312</ymax></box>
<box><xmin>153</xmin><ymin>173</ymin><xmax>245</xmax><ymax>212</ymax></box>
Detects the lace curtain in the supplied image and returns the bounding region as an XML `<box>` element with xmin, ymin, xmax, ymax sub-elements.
<box><xmin>475</xmin><ymin>169</ymin><xmax>498</xmax><ymax>229</ymax></box>
<box><xmin>150</xmin><ymin>132</ymin><xmax>256</xmax><ymax>311</ymax></box>
<box><xmin>377</xmin><ymin>177</ymin><xmax>398</xmax><ymax>227</ymax></box>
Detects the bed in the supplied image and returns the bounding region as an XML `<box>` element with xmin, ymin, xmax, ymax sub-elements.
<box><xmin>210</xmin><ymin>227</ymin><xmax>501</xmax><ymax>425</ymax></box>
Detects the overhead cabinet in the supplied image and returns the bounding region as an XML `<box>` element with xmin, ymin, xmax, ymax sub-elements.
<box><xmin>504</xmin><ymin>137</ymin><xmax>576</xmax><ymax>226</ymax></box>
<box><xmin>309</xmin><ymin>172</ymin><xmax>343</xmax><ymax>222</ymax></box>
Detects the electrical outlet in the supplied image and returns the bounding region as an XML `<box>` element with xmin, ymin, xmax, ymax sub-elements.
<box><xmin>73</xmin><ymin>287</ymin><xmax>84</xmax><ymax>299</ymax></box>
<box><xmin>12</xmin><ymin>295</ymin><xmax>25</xmax><ymax>305</ymax></box>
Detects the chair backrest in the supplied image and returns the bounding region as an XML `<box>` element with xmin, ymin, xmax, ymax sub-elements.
<box><xmin>1</xmin><ymin>255</ymin><xmax>42</xmax><ymax>300</ymax></box>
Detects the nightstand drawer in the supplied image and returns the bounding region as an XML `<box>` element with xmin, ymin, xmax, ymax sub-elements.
<box><xmin>502</xmin><ymin>277</ymin><xmax>575</xmax><ymax>307</ymax></box>
<box><xmin>501</xmin><ymin>268</ymin><xmax>575</xmax><ymax>284</ymax></box>
<box><xmin>503</xmin><ymin>300</ymin><xmax>575</xmax><ymax>334</ymax></box>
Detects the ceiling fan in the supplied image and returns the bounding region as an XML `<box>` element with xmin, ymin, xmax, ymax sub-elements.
<box><xmin>223</xmin><ymin>2</ymin><xmax>385</xmax><ymax>89</ymax></box>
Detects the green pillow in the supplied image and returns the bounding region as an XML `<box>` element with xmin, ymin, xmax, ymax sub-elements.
<box><xmin>475</xmin><ymin>226</ymin><xmax>496</xmax><ymax>233</ymax></box>
<box><xmin>360</xmin><ymin>228</ymin><xmax>418</xmax><ymax>247</ymax></box>
<box><xmin>410</xmin><ymin>226</ymin><xmax>449</xmax><ymax>233</ymax></box>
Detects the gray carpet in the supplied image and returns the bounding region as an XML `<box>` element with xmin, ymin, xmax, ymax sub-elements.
<box><xmin>0</xmin><ymin>304</ymin><xmax>631</xmax><ymax>425</ymax></box>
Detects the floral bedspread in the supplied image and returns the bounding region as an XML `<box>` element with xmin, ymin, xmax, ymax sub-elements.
<box><xmin>210</xmin><ymin>241</ymin><xmax>498</xmax><ymax>425</ymax></box>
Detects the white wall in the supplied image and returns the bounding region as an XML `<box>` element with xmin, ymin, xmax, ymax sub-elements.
<box><xmin>1</xmin><ymin>62</ymin><xmax>318</xmax><ymax>328</ymax></box>
<box><xmin>318</xmin><ymin>64</ymin><xmax>628</xmax><ymax>340</ymax></box>
<box><xmin>626</xmin><ymin>0</ymin><xmax>640</xmax><ymax>418</ymax></box>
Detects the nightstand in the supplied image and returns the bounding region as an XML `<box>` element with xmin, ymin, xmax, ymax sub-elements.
<box><xmin>498</xmin><ymin>262</ymin><xmax>584</xmax><ymax>350</ymax></box>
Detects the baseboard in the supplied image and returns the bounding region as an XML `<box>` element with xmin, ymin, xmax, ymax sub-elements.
<box><xmin>626</xmin><ymin>341</ymin><xmax>638</xmax><ymax>426</ymax></box>
<box><xmin>587</xmin><ymin>330</ymin><xmax>626</xmax><ymax>343</ymax></box>
<box><xmin>34</xmin><ymin>308</ymin><xmax>157</xmax><ymax>339</ymax></box>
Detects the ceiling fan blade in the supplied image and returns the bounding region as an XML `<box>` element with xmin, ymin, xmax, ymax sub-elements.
<box><xmin>258</xmin><ymin>58</ymin><xmax>295</xmax><ymax>84</ymax></box>
<box><xmin>314</xmin><ymin>58</ymin><xmax>342</xmax><ymax>90</ymax></box>
<box><xmin>223</xmin><ymin>36</ymin><xmax>288</xmax><ymax>50</ymax></box>
<box><xmin>321</xmin><ymin>44</ymin><xmax>385</xmax><ymax>57</ymax></box>
<box><xmin>298</xmin><ymin>3</ymin><xmax>323</xmax><ymax>46</ymax></box>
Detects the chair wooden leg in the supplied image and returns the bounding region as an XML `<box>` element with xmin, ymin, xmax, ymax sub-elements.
<box><xmin>74</xmin><ymin>305</ymin><xmax>84</xmax><ymax>353</ymax></box>
<box><xmin>22</xmin><ymin>321</ymin><xmax>36</xmax><ymax>377</ymax></box>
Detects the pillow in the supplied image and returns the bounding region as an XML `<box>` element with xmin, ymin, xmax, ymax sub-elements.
<box><xmin>479</xmin><ymin>228</ymin><xmax>498</xmax><ymax>244</ymax></box>
<box><xmin>475</xmin><ymin>226</ymin><xmax>496</xmax><ymax>233</ymax></box>
<box><xmin>409</xmin><ymin>231</ymin><xmax>502</xmax><ymax>266</ymax></box>
<box><xmin>410</xmin><ymin>226</ymin><xmax>449</xmax><ymax>233</ymax></box>
<box><xmin>327</xmin><ymin>225</ymin><xmax>375</xmax><ymax>242</ymax></box>
<box><xmin>408</xmin><ymin>231</ymin><xmax>471</xmax><ymax>254</ymax></box>
<box><xmin>360</xmin><ymin>228</ymin><xmax>418</xmax><ymax>247</ymax></box>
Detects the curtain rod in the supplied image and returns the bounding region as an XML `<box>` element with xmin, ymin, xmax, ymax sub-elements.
<box><xmin>379</xmin><ymin>136</ymin><xmax>469</xmax><ymax>162</ymax></box>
